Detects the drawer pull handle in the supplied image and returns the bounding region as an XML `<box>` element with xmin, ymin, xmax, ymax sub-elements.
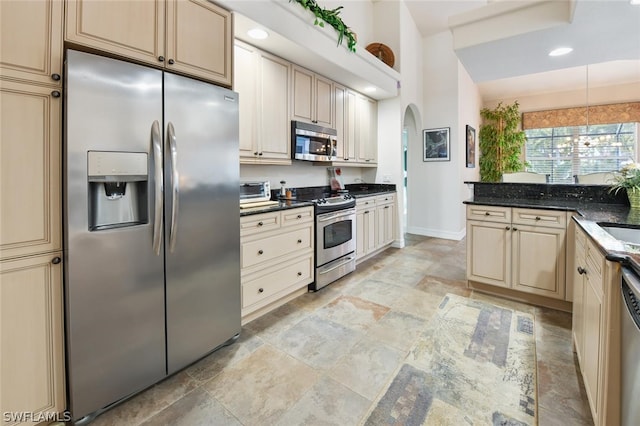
<box><xmin>505</xmin><ymin>226</ymin><xmax>510</xmax><ymax>230</ymax></box>
<box><xmin>577</xmin><ymin>266</ymin><xmax>587</xmax><ymax>275</ymax></box>
<box><xmin>535</xmin><ymin>216</ymin><xmax>541</xmax><ymax>221</ymax></box>
<box><xmin>258</xmin><ymin>288</ymin><xmax>264</xmax><ymax>293</ymax></box>
<box><xmin>297</xmin><ymin>239</ymin><xmax>302</xmax><ymax>243</ymax></box>
<box><xmin>297</xmin><ymin>214</ymin><xmax>302</xmax><ymax>219</ymax></box>
<box><xmin>257</xmin><ymin>221</ymin><xmax>263</xmax><ymax>227</ymax></box>
<box><xmin>297</xmin><ymin>272</ymin><xmax>302</xmax><ymax>276</ymax></box>
<box><xmin>258</xmin><ymin>249</ymin><xmax>264</xmax><ymax>255</ymax></box>
<box><xmin>51</xmin><ymin>257</ymin><xmax>61</xmax><ymax>265</ymax></box>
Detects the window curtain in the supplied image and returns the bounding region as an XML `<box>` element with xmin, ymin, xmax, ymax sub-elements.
<box><xmin>522</xmin><ymin>102</ymin><xmax>640</xmax><ymax>130</ymax></box>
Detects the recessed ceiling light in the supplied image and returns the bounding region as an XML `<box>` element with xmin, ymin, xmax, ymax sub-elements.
<box><xmin>364</xmin><ymin>86</ymin><xmax>377</xmax><ymax>93</ymax></box>
<box><xmin>247</xmin><ymin>28</ymin><xmax>269</xmax><ymax>40</ymax></box>
<box><xmin>549</xmin><ymin>47</ymin><xmax>573</xmax><ymax>57</ymax></box>
<box><xmin>631</xmin><ymin>0</ymin><xmax>640</xmax><ymax>5</ymax></box>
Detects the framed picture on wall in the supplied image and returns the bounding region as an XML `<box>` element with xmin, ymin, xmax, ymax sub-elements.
<box><xmin>423</xmin><ymin>127</ymin><xmax>450</xmax><ymax>161</ymax></box>
<box><xmin>466</xmin><ymin>125</ymin><xmax>476</xmax><ymax>168</ymax></box>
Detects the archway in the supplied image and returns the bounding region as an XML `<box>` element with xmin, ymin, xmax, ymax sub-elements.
<box><xmin>402</xmin><ymin>104</ymin><xmax>422</xmax><ymax>235</ymax></box>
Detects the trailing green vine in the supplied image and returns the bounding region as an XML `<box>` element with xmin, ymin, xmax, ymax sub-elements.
<box><xmin>479</xmin><ymin>101</ymin><xmax>527</xmax><ymax>182</ymax></box>
<box><xmin>290</xmin><ymin>0</ymin><xmax>357</xmax><ymax>52</ymax></box>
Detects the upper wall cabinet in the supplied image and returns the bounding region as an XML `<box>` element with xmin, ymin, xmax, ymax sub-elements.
<box><xmin>333</xmin><ymin>87</ymin><xmax>377</xmax><ymax>167</ymax></box>
<box><xmin>0</xmin><ymin>0</ymin><xmax>64</xmax><ymax>86</ymax></box>
<box><xmin>291</xmin><ymin>65</ymin><xmax>333</xmax><ymax>128</ymax></box>
<box><xmin>65</xmin><ymin>0</ymin><xmax>232</xmax><ymax>86</ymax></box>
<box><xmin>234</xmin><ymin>41</ymin><xmax>291</xmax><ymax>164</ymax></box>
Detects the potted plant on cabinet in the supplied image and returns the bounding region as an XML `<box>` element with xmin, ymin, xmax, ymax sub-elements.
<box><xmin>609</xmin><ymin>163</ymin><xmax>640</xmax><ymax>208</ymax></box>
<box><xmin>479</xmin><ymin>101</ymin><xmax>527</xmax><ymax>182</ymax></box>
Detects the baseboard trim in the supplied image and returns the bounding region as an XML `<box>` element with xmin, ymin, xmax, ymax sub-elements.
<box><xmin>406</xmin><ymin>226</ymin><xmax>466</xmax><ymax>241</ymax></box>
<box><xmin>467</xmin><ymin>280</ymin><xmax>573</xmax><ymax>312</ymax></box>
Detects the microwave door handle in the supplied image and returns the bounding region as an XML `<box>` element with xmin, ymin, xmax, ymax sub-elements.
<box><xmin>167</xmin><ymin>122</ymin><xmax>180</xmax><ymax>253</ymax></box>
<box><xmin>151</xmin><ymin>120</ymin><xmax>163</xmax><ymax>256</ymax></box>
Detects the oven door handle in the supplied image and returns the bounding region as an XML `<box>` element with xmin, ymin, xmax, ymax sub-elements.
<box><xmin>317</xmin><ymin>209</ymin><xmax>356</xmax><ymax>222</ymax></box>
<box><xmin>318</xmin><ymin>255</ymin><xmax>355</xmax><ymax>274</ymax></box>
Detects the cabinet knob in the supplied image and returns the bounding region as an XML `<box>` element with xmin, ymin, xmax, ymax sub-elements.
<box><xmin>364</xmin><ymin>210</ymin><xmax>369</xmax><ymax>214</ymax></box>
<box><xmin>258</xmin><ymin>249</ymin><xmax>264</xmax><ymax>255</ymax></box>
<box><xmin>158</xmin><ymin>56</ymin><xmax>165</xmax><ymax>62</ymax></box>
<box><xmin>505</xmin><ymin>226</ymin><xmax>510</xmax><ymax>230</ymax></box>
<box><xmin>485</xmin><ymin>212</ymin><xmax>490</xmax><ymax>216</ymax></box>
<box><xmin>51</xmin><ymin>256</ymin><xmax>61</xmax><ymax>264</ymax></box>
<box><xmin>535</xmin><ymin>216</ymin><xmax>541</xmax><ymax>221</ymax></box>
<box><xmin>512</xmin><ymin>227</ymin><xmax>518</xmax><ymax>231</ymax></box>
<box><xmin>168</xmin><ymin>59</ymin><xmax>175</xmax><ymax>65</ymax></box>
<box><xmin>297</xmin><ymin>214</ymin><xmax>302</xmax><ymax>219</ymax></box>
<box><xmin>51</xmin><ymin>90</ymin><xmax>61</xmax><ymax>98</ymax></box>
<box><xmin>577</xmin><ymin>266</ymin><xmax>587</xmax><ymax>275</ymax></box>
<box><xmin>257</xmin><ymin>221</ymin><xmax>263</xmax><ymax>227</ymax></box>
<box><xmin>344</xmin><ymin>158</ymin><xmax>349</xmax><ymax>161</ymax></box>
<box><xmin>297</xmin><ymin>239</ymin><xmax>302</xmax><ymax>243</ymax></box>
<box><xmin>51</xmin><ymin>73</ymin><xmax>61</xmax><ymax>81</ymax></box>
<box><xmin>258</xmin><ymin>288</ymin><xmax>264</xmax><ymax>293</ymax></box>
<box><xmin>258</xmin><ymin>152</ymin><xmax>263</xmax><ymax>156</ymax></box>
<box><xmin>297</xmin><ymin>272</ymin><xmax>302</xmax><ymax>276</ymax></box>
<box><xmin>254</xmin><ymin>151</ymin><xmax>258</xmax><ymax>156</ymax></box>
<box><xmin>385</xmin><ymin>206</ymin><xmax>389</xmax><ymax>209</ymax></box>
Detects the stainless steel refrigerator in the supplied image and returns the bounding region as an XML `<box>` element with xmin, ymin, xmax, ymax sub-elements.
<box><xmin>63</xmin><ymin>50</ymin><xmax>240</xmax><ymax>422</ymax></box>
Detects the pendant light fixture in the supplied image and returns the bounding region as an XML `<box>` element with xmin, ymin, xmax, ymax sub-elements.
<box><xmin>580</xmin><ymin>65</ymin><xmax>592</xmax><ymax>147</ymax></box>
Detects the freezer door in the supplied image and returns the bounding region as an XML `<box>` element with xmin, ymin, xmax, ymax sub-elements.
<box><xmin>64</xmin><ymin>50</ymin><xmax>166</xmax><ymax>420</ymax></box>
<box><xmin>163</xmin><ymin>73</ymin><xmax>241</xmax><ymax>373</ymax></box>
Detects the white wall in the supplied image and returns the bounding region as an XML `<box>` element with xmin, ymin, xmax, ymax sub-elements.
<box><xmin>483</xmin><ymin>81</ymin><xmax>640</xmax><ymax>112</ymax></box>
<box><xmin>407</xmin><ymin>31</ymin><xmax>465</xmax><ymax>240</ymax></box>
<box><xmin>458</xmin><ymin>63</ymin><xmax>482</xmax><ymax>217</ymax></box>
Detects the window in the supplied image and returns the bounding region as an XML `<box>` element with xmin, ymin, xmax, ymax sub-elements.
<box><xmin>525</xmin><ymin>123</ymin><xmax>638</xmax><ymax>183</ymax></box>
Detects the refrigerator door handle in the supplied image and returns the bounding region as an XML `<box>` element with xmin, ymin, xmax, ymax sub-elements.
<box><xmin>152</xmin><ymin>120</ymin><xmax>163</xmax><ymax>256</ymax></box>
<box><xmin>167</xmin><ymin>122</ymin><xmax>180</xmax><ymax>253</ymax></box>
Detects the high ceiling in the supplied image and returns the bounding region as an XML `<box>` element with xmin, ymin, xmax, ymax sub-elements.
<box><xmin>405</xmin><ymin>0</ymin><xmax>640</xmax><ymax>99</ymax></box>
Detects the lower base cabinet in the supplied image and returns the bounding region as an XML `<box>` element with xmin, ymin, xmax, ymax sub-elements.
<box><xmin>356</xmin><ymin>193</ymin><xmax>396</xmax><ymax>262</ymax></box>
<box><xmin>240</xmin><ymin>207</ymin><xmax>314</xmax><ymax>323</ymax></box>
<box><xmin>572</xmin><ymin>224</ymin><xmax>620</xmax><ymax>426</ymax></box>
<box><xmin>466</xmin><ymin>205</ymin><xmax>567</xmax><ymax>301</ymax></box>
<box><xmin>0</xmin><ymin>252</ymin><xmax>66</xmax><ymax>425</ymax></box>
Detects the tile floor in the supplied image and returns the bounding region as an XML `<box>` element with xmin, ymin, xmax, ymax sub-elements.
<box><xmin>91</xmin><ymin>235</ymin><xmax>593</xmax><ymax>426</ymax></box>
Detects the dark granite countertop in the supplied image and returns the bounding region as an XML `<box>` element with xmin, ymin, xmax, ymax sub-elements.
<box><xmin>239</xmin><ymin>200</ymin><xmax>314</xmax><ymax>217</ymax></box>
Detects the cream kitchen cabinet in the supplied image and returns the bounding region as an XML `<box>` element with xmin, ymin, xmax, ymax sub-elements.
<box><xmin>234</xmin><ymin>41</ymin><xmax>291</xmax><ymax>164</ymax></box>
<box><xmin>571</xmin><ymin>224</ymin><xmax>621</xmax><ymax>426</ymax></box>
<box><xmin>65</xmin><ymin>0</ymin><xmax>232</xmax><ymax>86</ymax></box>
<box><xmin>291</xmin><ymin>65</ymin><xmax>333</xmax><ymax>128</ymax></box>
<box><xmin>0</xmin><ymin>80</ymin><xmax>62</xmax><ymax>260</ymax></box>
<box><xmin>0</xmin><ymin>0</ymin><xmax>63</xmax><ymax>87</ymax></box>
<box><xmin>0</xmin><ymin>252</ymin><xmax>65</xmax><ymax>426</ymax></box>
<box><xmin>240</xmin><ymin>207</ymin><xmax>314</xmax><ymax>323</ymax></box>
<box><xmin>356</xmin><ymin>194</ymin><xmax>396</xmax><ymax>262</ymax></box>
<box><xmin>355</xmin><ymin>94</ymin><xmax>378</xmax><ymax>164</ymax></box>
<box><xmin>466</xmin><ymin>205</ymin><xmax>567</xmax><ymax>301</ymax></box>
<box><xmin>333</xmin><ymin>84</ymin><xmax>356</xmax><ymax>163</ymax></box>
<box><xmin>332</xmin><ymin>88</ymin><xmax>377</xmax><ymax>166</ymax></box>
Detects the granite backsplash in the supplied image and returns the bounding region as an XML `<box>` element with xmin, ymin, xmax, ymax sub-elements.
<box><xmin>467</xmin><ymin>182</ymin><xmax>628</xmax><ymax>205</ymax></box>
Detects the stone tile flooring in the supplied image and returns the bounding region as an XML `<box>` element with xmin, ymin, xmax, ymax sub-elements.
<box><xmin>91</xmin><ymin>235</ymin><xmax>593</xmax><ymax>425</ymax></box>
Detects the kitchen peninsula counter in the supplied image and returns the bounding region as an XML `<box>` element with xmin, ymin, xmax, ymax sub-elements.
<box><xmin>464</xmin><ymin>181</ymin><xmax>640</xmax><ymax>271</ymax></box>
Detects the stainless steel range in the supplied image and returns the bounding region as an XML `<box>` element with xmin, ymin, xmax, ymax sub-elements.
<box><xmin>298</xmin><ymin>191</ymin><xmax>356</xmax><ymax>290</ymax></box>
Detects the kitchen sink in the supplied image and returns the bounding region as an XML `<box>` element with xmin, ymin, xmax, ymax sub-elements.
<box><xmin>599</xmin><ymin>225</ymin><xmax>640</xmax><ymax>245</ymax></box>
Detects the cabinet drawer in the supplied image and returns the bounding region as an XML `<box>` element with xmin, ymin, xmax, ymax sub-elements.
<box><xmin>282</xmin><ymin>207</ymin><xmax>313</xmax><ymax>227</ymax></box>
<box><xmin>512</xmin><ymin>208</ymin><xmax>566</xmax><ymax>228</ymax></box>
<box><xmin>376</xmin><ymin>193</ymin><xmax>395</xmax><ymax>204</ymax></box>
<box><xmin>242</xmin><ymin>256</ymin><xmax>313</xmax><ymax>308</ymax></box>
<box><xmin>241</xmin><ymin>227</ymin><xmax>312</xmax><ymax>268</ymax></box>
<box><xmin>240</xmin><ymin>211</ymin><xmax>280</xmax><ymax>236</ymax></box>
<box><xmin>466</xmin><ymin>205</ymin><xmax>511</xmax><ymax>223</ymax></box>
<box><xmin>356</xmin><ymin>197</ymin><xmax>376</xmax><ymax>209</ymax></box>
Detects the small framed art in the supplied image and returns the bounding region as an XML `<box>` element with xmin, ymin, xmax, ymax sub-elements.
<box><xmin>423</xmin><ymin>127</ymin><xmax>450</xmax><ymax>161</ymax></box>
<box><xmin>466</xmin><ymin>125</ymin><xmax>476</xmax><ymax>168</ymax></box>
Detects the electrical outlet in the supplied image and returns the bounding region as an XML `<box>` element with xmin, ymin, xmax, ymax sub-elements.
<box><xmin>382</xmin><ymin>175</ymin><xmax>392</xmax><ymax>183</ymax></box>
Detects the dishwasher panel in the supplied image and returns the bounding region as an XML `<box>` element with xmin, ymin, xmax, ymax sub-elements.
<box><xmin>621</xmin><ymin>266</ymin><xmax>640</xmax><ymax>426</ymax></box>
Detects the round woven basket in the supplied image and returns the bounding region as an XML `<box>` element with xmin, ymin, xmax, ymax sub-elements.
<box><xmin>365</xmin><ymin>43</ymin><xmax>395</xmax><ymax>68</ymax></box>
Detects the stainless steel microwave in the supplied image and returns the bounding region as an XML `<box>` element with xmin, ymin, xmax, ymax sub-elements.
<box><xmin>239</xmin><ymin>180</ymin><xmax>271</xmax><ymax>204</ymax></box>
<box><xmin>292</xmin><ymin>121</ymin><xmax>337</xmax><ymax>162</ymax></box>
